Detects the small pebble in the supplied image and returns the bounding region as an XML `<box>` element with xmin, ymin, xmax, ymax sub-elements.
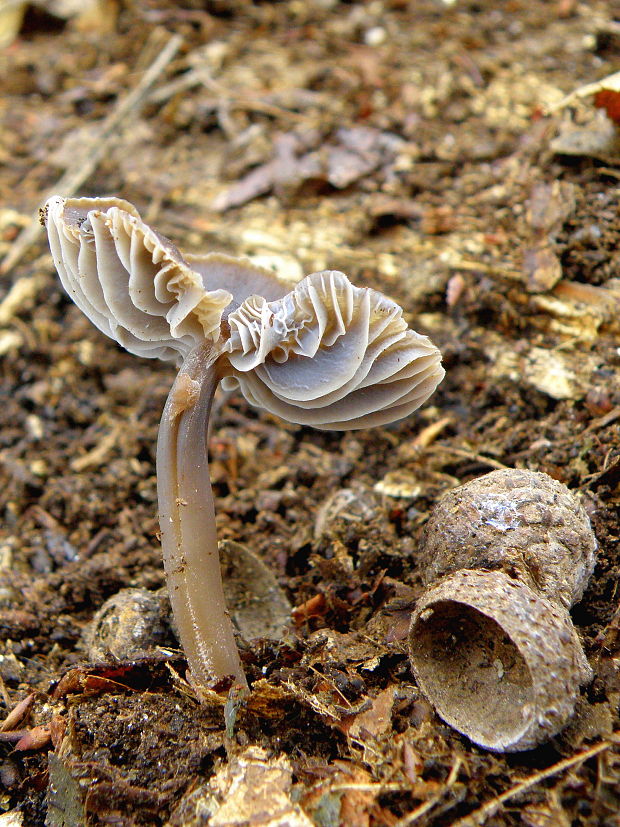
<box><xmin>364</xmin><ymin>26</ymin><xmax>386</xmax><ymax>46</ymax></box>
<box><xmin>314</xmin><ymin>486</ymin><xmax>380</xmax><ymax>541</ymax></box>
<box><xmin>85</xmin><ymin>588</ymin><xmax>171</xmax><ymax>662</ymax></box>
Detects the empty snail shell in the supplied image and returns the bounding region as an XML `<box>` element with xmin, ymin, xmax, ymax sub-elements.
<box><xmin>416</xmin><ymin>468</ymin><xmax>597</xmax><ymax>609</ymax></box>
<box><xmin>408</xmin><ymin>469</ymin><xmax>597</xmax><ymax>752</ymax></box>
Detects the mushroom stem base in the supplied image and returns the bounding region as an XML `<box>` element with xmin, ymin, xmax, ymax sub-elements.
<box><xmin>157</xmin><ymin>342</ymin><xmax>247</xmax><ymax>689</ymax></box>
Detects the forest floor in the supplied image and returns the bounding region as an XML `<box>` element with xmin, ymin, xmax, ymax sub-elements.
<box><xmin>0</xmin><ymin>1</ymin><xmax>619</xmax><ymax>825</ymax></box>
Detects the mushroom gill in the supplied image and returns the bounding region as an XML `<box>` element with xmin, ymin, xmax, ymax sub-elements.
<box><xmin>223</xmin><ymin>270</ymin><xmax>444</xmax><ymax>429</ymax></box>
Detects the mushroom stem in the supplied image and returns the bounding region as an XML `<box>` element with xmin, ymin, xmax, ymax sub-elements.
<box><xmin>157</xmin><ymin>341</ymin><xmax>247</xmax><ymax>689</ymax></box>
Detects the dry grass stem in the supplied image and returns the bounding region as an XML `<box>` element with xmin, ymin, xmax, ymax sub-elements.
<box><xmin>0</xmin><ymin>30</ymin><xmax>182</xmax><ymax>276</ymax></box>
<box><xmin>451</xmin><ymin>738</ymin><xmax>616</xmax><ymax>827</ymax></box>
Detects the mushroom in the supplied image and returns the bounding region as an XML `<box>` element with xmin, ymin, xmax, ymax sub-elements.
<box><xmin>408</xmin><ymin>469</ymin><xmax>597</xmax><ymax>751</ymax></box>
<box><xmin>41</xmin><ymin>195</ymin><xmax>445</xmax><ymax>689</ymax></box>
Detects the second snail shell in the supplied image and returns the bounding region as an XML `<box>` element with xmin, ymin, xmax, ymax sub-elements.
<box><xmin>408</xmin><ymin>470</ymin><xmax>597</xmax><ymax>752</ymax></box>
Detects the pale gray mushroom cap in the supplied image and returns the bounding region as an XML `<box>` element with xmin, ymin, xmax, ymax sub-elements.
<box><xmin>43</xmin><ymin>195</ymin><xmax>444</xmax><ymax>429</ymax></box>
<box><xmin>222</xmin><ymin>271</ymin><xmax>445</xmax><ymax>429</ymax></box>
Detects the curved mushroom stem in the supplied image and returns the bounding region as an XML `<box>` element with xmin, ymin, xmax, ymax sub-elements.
<box><xmin>157</xmin><ymin>341</ymin><xmax>247</xmax><ymax>689</ymax></box>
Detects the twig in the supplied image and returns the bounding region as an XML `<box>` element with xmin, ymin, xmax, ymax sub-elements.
<box><xmin>451</xmin><ymin>738</ymin><xmax>617</xmax><ymax>827</ymax></box>
<box><xmin>328</xmin><ymin>782</ymin><xmax>407</xmax><ymax>792</ymax></box>
<box><xmin>306</xmin><ymin>663</ymin><xmax>352</xmax><ymax>709</ymax></box>
<box><xmin>393</xmin><ymin>757</ymin><xmax>462</xmax><ymax>827</ymax></box>
<box><xmin>0</xmin><ymin>729</ymin><xmax>28</xmax><ymax>743</ymax></box>
<box><xmin>431</xmin><ymin>444</ymin><xmax>510</xmax><ymax>471</ymax></box>
<box><xmin>445</xmin><ymin>257</ymin><xmax>521</xmax><ymax>281</ymax></box>
<box><xmin>150</xmin><ymin>64</ymin><xmax>306</xmax><ymax>123</ymax></box>
<box><xmin>0</xmin><ymin>31</ymin><xmax>183</xmax><ymax>276</ymax></box>
<box><xmin>582</xmin><ymin>405</ymin><xmax>620</xmax><ymax>435</ymax></box>
<box><xmin>149</xmin><ymin>69</ymin><xmax>306</xmax><ymax>123</ymax></box>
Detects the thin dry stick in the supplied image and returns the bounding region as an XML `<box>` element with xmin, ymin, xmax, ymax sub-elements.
<box><xmin>328</xmin><ymin>783</ymin><xmax>406</xmax><ymax>792</ymax></box>
<box><xmin>583</xmin><ymin>405</ymin><xmax>620</xmax><ymax>435</ymax></box>
<box><xmin>150</xmin><ymin>63</ymin><xmax>306</xmax><ymax>122</ymax></box>
<box><xmin>0</xmin><ymin>31</ymin><xmax>183</xmax><ymax>276</ymax></box>
<box><xmin>451</xmin><ymin>738</ymin><xmax>616</xmax><ymax>827</ymax></box>
<box><xmin>393</xmin><ymin>757</ymin><xmax>462</xmax><ymax>827</ymax></box>
<box><xmin>431</xmin><ymin>444</ymin><xmax>510</xmax><ymax>471</ymax></box>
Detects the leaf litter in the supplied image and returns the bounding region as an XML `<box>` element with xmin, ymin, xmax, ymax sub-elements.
<box><xmin>0</xmin><ymin>1</ymin><xmax>619</xmax><ymax>825</ymax></box>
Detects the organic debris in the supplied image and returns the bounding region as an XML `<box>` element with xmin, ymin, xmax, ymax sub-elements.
<box><xmin>1</xmin><ymin>1</ymin><xmax>620</xmax><ymax>824</ymax></box>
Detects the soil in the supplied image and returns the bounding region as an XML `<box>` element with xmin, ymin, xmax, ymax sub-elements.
<box><xmin>1</xmin><ymin>1</ymin><xmax>619</xmax><ymax>825</ymax></box>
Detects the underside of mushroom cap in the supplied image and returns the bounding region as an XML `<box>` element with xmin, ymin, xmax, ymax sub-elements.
<box><xmin>408</xmin><ymin>569</ymin><xmax>593</xmax><ymax>752</ymax></box>
<box><xmin>43</xmin><ymin>197</ymin><xmax>444</xmax><ymax>428</ymax></box>
<box><xmin>43</xmin><ymin>196</ymin><xmax>290</xmax><ymax>363</ymax></box>
<box><xmin>222</xmin><ymin>270</ymin><xmax>445</xmax><ymax>429</ymax></box>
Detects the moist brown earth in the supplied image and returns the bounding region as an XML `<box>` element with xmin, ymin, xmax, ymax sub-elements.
<box><xmin>0</xmin><ymin>1</ymin><xmax>619</xmax><ymax>825</ymax></box>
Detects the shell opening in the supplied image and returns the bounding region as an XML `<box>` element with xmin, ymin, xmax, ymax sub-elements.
<box><xmin>410</xmin><ymin>600</ymin><xmax>533</xmax><ymax>750</ymax></box>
